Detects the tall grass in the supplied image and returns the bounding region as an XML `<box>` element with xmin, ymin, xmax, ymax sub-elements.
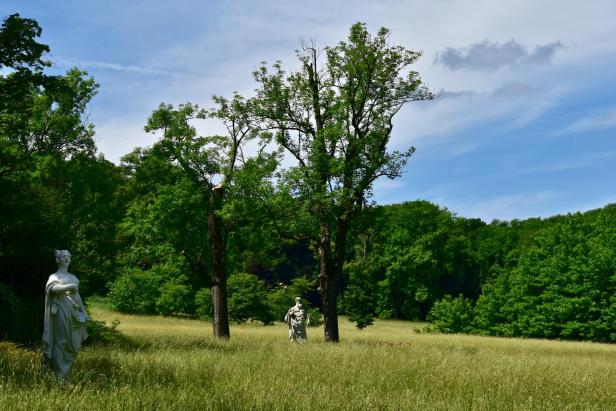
<box><xmin>1</xmin><ymin>304</ymin><xmax>615</xmax><ymax>410</ymax></box>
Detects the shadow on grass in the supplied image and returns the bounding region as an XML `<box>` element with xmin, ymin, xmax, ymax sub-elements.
<box><xmin>72</xmin><ymin>355</ymin><xmax>180</xmax><ymax>387</ymax></box>
<box><xmin>0</xmin><ymin>342</ymin><xmax>215</xmax><ymax>390</ymax></box>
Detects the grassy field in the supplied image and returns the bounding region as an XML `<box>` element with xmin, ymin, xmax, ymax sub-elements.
<box><xmin>1</xmin><ymin>305</ymin><xmax>616</xmax><ymax>410</ymax></box>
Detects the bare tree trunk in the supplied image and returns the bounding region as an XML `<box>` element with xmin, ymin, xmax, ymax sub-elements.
<box><xmin>323</xmin><ymin>273</ymin><xmax>339</xmax><ymax>342</ymax></box>
<box><xmin>209</xmin><ymin>185</ymin><xmax>229</xmax><ymax>339</ymax></box>
<box><xmin>319</xmin><ymin>236</ymin><xmax>340</xmax><ymax>342</ymax></box>
<box><xmin>321</xmin><ymin>214</ymin><xmax>351</xmax><ymax>342</ymax></box>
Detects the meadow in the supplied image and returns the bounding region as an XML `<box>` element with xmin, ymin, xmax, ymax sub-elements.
<box><xmin>1</xmin><ymin>304</ymin><xmax>616</xmax><ymax>410</ymax></box>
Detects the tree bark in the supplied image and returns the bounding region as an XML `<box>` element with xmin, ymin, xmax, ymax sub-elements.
<box><xmin>208</xmin><ymin>185</ymin><xmax>230</xmax><ymax>339</ymax></box>
<box><xmin>319</xmin><ymin>234</ymin><xmax>340</xmax><ymax>342</ymax></box>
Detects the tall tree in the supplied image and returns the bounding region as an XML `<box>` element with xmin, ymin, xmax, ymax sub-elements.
<box><xmin>0</xmin><ymin>14</ymin><xmax>97</xmax><ymax>176</ymax></box>
<box><xmin>0</xmin><ymin>14</ymin><xmax>110</xmax><ymax>341</ymax></box>
<box><xmin>144</xmin><ymin>94</ymin><xmax>259</xmax><ymax>338</ymax></box>
<box><xmin>253</xmin><ymin>23</ymin><xmax>432</xmax><ymax>341</ymax></box>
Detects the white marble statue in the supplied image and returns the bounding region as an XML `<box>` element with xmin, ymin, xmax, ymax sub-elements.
<box><xmin>285</xmin><ymin>297</ymin><xmax>309</xmax><ymax>343</ymax></box>
<box><xmin>42</xmin><ymin>250</ymin><xmax>88</xmax><ymax>379</ymax></box>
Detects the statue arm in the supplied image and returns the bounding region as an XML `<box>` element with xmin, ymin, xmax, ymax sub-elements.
<box><xmin>50</xmin><ymin>283</ymin><xmax>77</xmax><ymax>294</ymax></box>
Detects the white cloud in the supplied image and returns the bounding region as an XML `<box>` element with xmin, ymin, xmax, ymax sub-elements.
<box><xmin>94</xmin><ymin>117</ymin><xmax>157</xmax><ymax>163</ymax></box>
<box><xmin>388</xmin><ymin>82</ymin><xmax>557</xmax><ymax>151</ymax></box>
<box><xmin>453</xmin><ymin>191</ymin><xmax>559</xmax><ymax>222</ymax></box>
<box><xmin>552</xmin><ymin>108</ymin><xmax>616</xmax><ymax>136</ymax></box>
<box><xmin>27</xmin><ymin>0</ymin><xmax>616</xmax><ymax>190</ymax></box>
<box><xmin>518</xmin><ymin>151</ymin><xmax>616</xmax><ymax>174</ymax></box>
<box><xmin>56</xmin><ymin>58</ymin><xmax>197</xmax><ymax>78</ymax></box>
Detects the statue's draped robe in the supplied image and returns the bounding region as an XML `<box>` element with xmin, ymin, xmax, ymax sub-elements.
<box><xmin>285</xmin><ymin>305</ymin><xmax>308</xmax><ymax>343</ymax></box>
<box><xmin>42</xmin><ymin>273</ymin><xmax>88</xmax><ymax>377</ymax></box>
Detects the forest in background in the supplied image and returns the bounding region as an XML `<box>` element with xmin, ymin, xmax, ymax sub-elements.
<box><xmin>1</xmin><ymin>13</ymin><xmax>615</xmax><ymax>344</ymax></box>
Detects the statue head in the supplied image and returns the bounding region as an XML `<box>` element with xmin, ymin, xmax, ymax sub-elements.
<box><xmin>295</xmin><ymin>296</ymin><xmax>302</xmax><ymax>306</ymax></box>
<box><xmin>54</xmin><ymin>249</ymin><xmax>71</xmax><ymax>267</ymax></box>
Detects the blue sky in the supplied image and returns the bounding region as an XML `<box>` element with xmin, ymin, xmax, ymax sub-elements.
<box><xmin>3</xmin><ymin>0</ymin><xmax>615</xmax><ymax>221</ymax></box>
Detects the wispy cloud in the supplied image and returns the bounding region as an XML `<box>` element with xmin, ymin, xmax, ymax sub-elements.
<box><xmin>551</xmin><ymin>107</ymin><xmax>616</xmax><ymax>136</ymax></box>
<box><xmin>460</xmin><ymin>191</ymin><xmax>558</xmax><ymax>221</ymax></box>
<box><xmin>434</xmin><ymin>39</ymin><xmax>563</xmax><ymax>71</ymax></box>
<box><xmin>437</xmin><ymin>82</ymin><xmax>543</xmax><ymax>100</ymax></box>
<box><xmin>56</xmin><ymin>58</ymin><xmax>196</xmax><ymax>78</ymax></box>
<box><xmin>518</xmin><ymin>151</ymin><xmax>616</xmax><ymax>174</ymax></box>
<box><xmin>392</xmin><ymin>81</ymin><xmax>554</xmax><ymax>149</ymax></box>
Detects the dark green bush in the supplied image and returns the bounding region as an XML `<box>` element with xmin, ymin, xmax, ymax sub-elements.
<box><xmin>266</xmin><ymin>286</ymin><xmax>291</xmax><ymax>322</ymax></box>
<box><xmin>194</xmin><ymin>287</ymin><xmax>213</xmax><ymax>319</ymax></box>
<box><xmin>84</xmin><ymin>318</ymin><xmax>134</xmax><ymax>347</ymax></box>
<box><xmin>0</xmin><ymin>285</ymin><xmax>42</xmax><ymax>343</ymax></box>
<box><xmin>228</xmin><ymin>273</ymin><xmax>274</xmax><ymax>324</ymax></box>
<box><xmin>307</xmin><ymin>307</ymin><xmax>322</xmax><ymax>327</ymax></box>
<box><xmin>341</xmin><ymin>284</ymin><xmax>374</xmax><ymax>329</ymax></box>
<box><xmin>266</xmin><ymin>277</ymin><xmax>318</xmax><ymax>322</ymax></box>
<box><xmin>0</xmin><ymin>284</ymin><xmax>21</xmax><ymax>340</ymax></box>
<box><xmin>428</xmin><ymin>294</ymin><xmax>475</xmax><ymax>333</ymax></box>
<box><xmin>156</xmin><ymin>278</ymin><xmax>192</xmax><ymax>316</ymax></box>
<box><xmin>107</xmin><ymin>268</ymin><xmax>163</xmax><ymax>314</ymax></box>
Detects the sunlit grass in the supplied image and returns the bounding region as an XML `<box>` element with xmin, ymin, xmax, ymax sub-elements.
<box><xmin>1</xmin><ymin>304</ymin><xmax>615</xmax><ymax>410</ymax></box>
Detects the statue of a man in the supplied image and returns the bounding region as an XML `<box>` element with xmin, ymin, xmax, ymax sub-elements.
<box><xmin>285</xmin><ymin>297</ymin><xmax>309</xmax><ymax>343</ymax></box>
<box><xmin>42</xmin><ymin>250</ymin><xmax>89</xmax><ymax>379</ymax></box>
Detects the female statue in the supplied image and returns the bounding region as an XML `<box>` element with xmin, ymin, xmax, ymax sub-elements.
<box><xmin>42</xmin><ymin>250</ymin><xmax>88</xmax><ymax>379</ymax></box>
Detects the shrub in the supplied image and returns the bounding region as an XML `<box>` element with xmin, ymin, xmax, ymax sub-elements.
<box><xmin>341</xmin><ymin>284</ymin><xmax>374</xmax><ymax>329</ymax></box>
<box><xmin>266</xmin><ymin>286</ymin><xmax>291</xmax><ymax>322</ymax></box>
<box><xmin>84</xmin><ymin>318</ymin><xmax>133</xmax><ymax>347</ymax></box>
<box><xmin>267</xmin><ymin>277</ymin><xmax>319</xmax><ymax>322</ymax></box>
<box><xmin>194</xmin><ymin>288</ymin><xmax>213</xmax><ymax>319</ymax></box>
<box><xmin>307</xmin><ymin>307</ymin><xmax>323</xmax><ymax>327</ymax></box>
<box><xmin>156</xmin><ymin>279</ymin><xmax>193</xmax><ymax>316</ymax></box>
<box><xmin>428</xmin><ymin>294</ymin><xmax>475</xmax><ymax>333</ymax></box>
<box><xmin>0</xmin><ymin>285</ymin><xmax>42</xmax><ymax>343</ymax></box>
<box><xmin>228</xmin><ymin>273</ymin><xmax>274</xmax><ymax>324</ymax></box>
<box><xmin>0</xmin><ymin>284</ymin><xmax>21</xmax><ymax>340</ymax></box>
<box><xmin>107</xmin><ymin>268</ymin><xmax>163</xmax><ymax>314</ymax></box>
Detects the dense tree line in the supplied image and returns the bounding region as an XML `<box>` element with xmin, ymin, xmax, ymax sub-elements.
<box><xmin>429</xmin><ymin>205</ymin><xmax>616</xmax><ymax>342</ymax></box>
<box><xmin>0</xmin><ymin>14</ymin><xmax>122</xmax><ymax>341</ymax></box>
<box><xmin>2</xmin><ymin>14</ymin><xmax>615</xmax><ymax>344</ymax></box>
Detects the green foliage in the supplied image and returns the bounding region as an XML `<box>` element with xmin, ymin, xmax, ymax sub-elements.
<box><xmin>0</xmin><ymin>14</ymin><xmax>122</xmax><ymax>343</ymax></box>
<box><xmin>344</xmin><ymin>201</ymin><xmax>483</xmax><ymax>323</ymax></box>
<box><xmin>428</xmin><ymin>294</ymin><xmax>475</xmax><ymax>333</ymax></box>
<box><xmin>157</xmin><ymin>279</ymin><xmax>193</xmax><ymax>316</ymax></box>
<box><xmin>2</xmin><ymin>14</ymin><xmax>615</xmax><ymax>346</ymax></box>
<box><xmin>266</xmin><ymin>286</ymin><xmax>293</xmax><ymax>322</ymax></box>
<box><xmin>471</xmin><ymin>207</ymin><xmax>616</xmax><ymax>342</ymax></box>
<box><xmin>375</xmin><ymin>279</ymin><xmax>395</xmax><ymax>319</ymax></box>
<box><xmin>108</xmin><ymin>255</ymin><xmax>192</xmax><ymax>316</ymax></box>
<box><xmin>266</xmin><ymin>277</ymin><xmax>320</xmax><ymax>322</ymax></box>
<box><xmin>0</xmin><ymin>13</ymin><xmax>50</xmax><ymax>71</ymax></box>
<box><xmin>340</xmin><ymin>259</ymin><xmax>376</xmax><ymax>328</ymax></box>
<box><xmin>107</xmin><ymin>269</ymin><xmax>163</xmax><ymax>314</ymax></box>
<box><xmin>343</xmin><ymin>286</ymin><xmax>374</xmax><ymax>329</ymax></box>
<box><xmin>194</xmin><ymin>288</ymin><xmax>213</xmax><ymax>319</ymax></box>
<box><xmin>253</xmin><ymin>22</ymin><xmax>432</xmax><ymax>340</ymax></box>
<box><xmin>115</xmin><ymin>149</ymin><xmax>210</xmax><ymax>320</ymax></box>
<box><xmin>0</xmin><ymin>283</ymin><xmax>22</xmax><ymax>340</ymax></box>
<box><xmin>307</xmin><ymin>307</ymin><xmax>323</xmax><ymax>327</ymax></box>
<box><xmin>84</xmin><ymin>318</ymin><xmax>130</xmax><ymax>346</ymax></box>
<box><xmin>227</xmin><ymin>273</ymin><xmax>274</xmax><ymax>324</ymax></box>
